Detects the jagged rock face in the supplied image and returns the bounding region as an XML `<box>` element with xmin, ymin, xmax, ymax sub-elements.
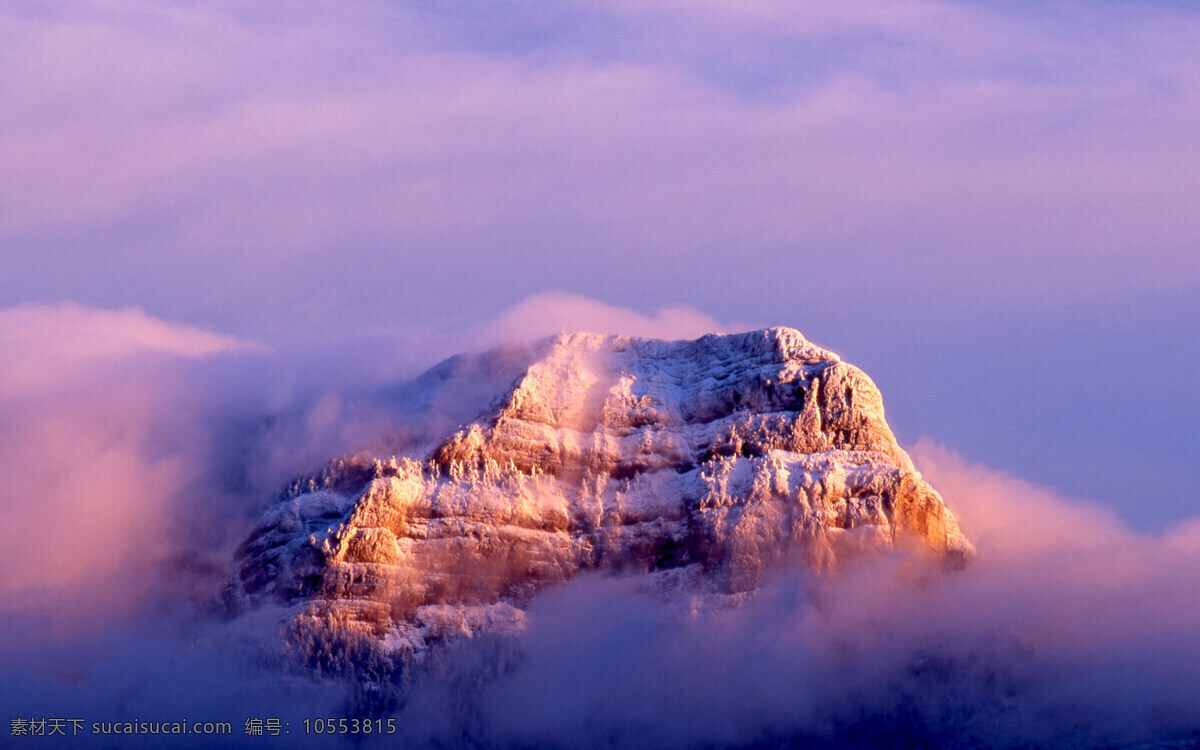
<box><xmin>233</xmin><ymin>328</ymin><xmax>971</xmax><ymax>653</ymax></box>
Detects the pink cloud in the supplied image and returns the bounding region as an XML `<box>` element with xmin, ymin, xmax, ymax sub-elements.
<box><xmin>910</xmin><ymin>438</ymin><xmax>1139</xmax><ymax>561</ymax></box>
<box><xmin>0</xmin><ymin>304</ymin><xmax>256</xmax><ymax>609</ymax></box>
<box><xmin>462</xmin><ymin>291</ymin><xmax>744</xmax><ymax>346</ymax></box>
<box><xmin>910</xmin><ymin>439</ymin><xmax>1200</xmax><ymax>643</ymax></box>
<box><xmin>0</xmin><ymin>303</ymin><xmax>257</xmax><ymax>398</ymax></box>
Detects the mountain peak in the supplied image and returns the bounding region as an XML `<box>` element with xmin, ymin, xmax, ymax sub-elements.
<box><xmin>231</xmin><ymin>328</ymin><xmax>970</xmax><ymax>658</ymax></box>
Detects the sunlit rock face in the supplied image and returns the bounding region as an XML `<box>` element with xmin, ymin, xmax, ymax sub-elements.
<box><xmin>231</xmin><ymin>328</ymin><xmax>971</xmax><ymax>654</ymax></box>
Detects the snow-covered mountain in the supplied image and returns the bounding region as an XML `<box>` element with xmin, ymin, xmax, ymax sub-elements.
<box><xmin>229</xmin><ymin>328</ymin><xmax>971</xmax><ymax>656</ymax></box>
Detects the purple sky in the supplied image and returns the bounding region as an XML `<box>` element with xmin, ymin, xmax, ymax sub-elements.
<box><xmin>1</xmin><ymin>0</ymin><xmax>1197</xmax><ymax>529</ymax></box>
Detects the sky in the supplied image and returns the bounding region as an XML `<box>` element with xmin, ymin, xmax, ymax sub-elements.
<box><xmin>2</xmin><ymin>0</ymin><xmax>1196</xmax><ymax>530</ymax></box>
<box><xmin>1</xmin><ymin>2</ymin><xmax>1199</xmax><ymax>746</ymax></box>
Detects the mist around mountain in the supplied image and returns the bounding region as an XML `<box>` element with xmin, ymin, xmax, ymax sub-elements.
<box><xmin>1</xmin><ymin>304</ymin><xmax>1198</xmax><ymax>749</ymax></box>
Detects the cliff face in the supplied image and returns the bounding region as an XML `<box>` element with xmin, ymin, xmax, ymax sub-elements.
<box><xmin>232</xmin><ymin>328</ymin><xmax>971</xmax><ymax>653</ymax></box>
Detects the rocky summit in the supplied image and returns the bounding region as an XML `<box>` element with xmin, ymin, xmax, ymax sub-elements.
<box><xmin>230</xmin><ymin>328</ymin><xmax>971</xmax><ymax>656</ymax></box>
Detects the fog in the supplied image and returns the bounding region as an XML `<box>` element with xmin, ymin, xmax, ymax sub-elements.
<box><xmin>1</xmin><ymin>301</ymin><xmax>1197</xmax><ymax>748</ymax></box>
